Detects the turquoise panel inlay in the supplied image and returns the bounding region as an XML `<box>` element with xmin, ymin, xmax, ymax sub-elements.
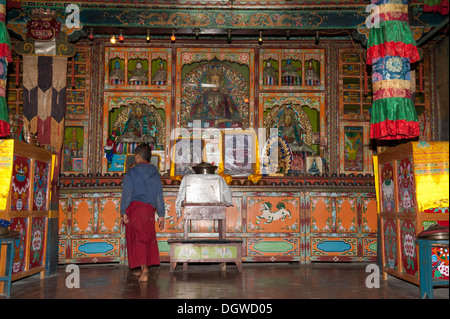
<box><xmin>316</xmin><ymin>240</ymin><xmax>351</xmax><ymax>253</ymax></box>
<box><xmin>78</xmin><ymin>242</ymin><xmax>114</xmax><ymax>254</ymax></box>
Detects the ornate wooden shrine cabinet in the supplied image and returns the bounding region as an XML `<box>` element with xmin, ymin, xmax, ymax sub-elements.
<box><xmin>375</xmin><ymin>142</ymin><xmax>449</xmax><ymax>285</ymax></box>
<box><xmin>0</xmin><ymin>140</ymin><xmax>55</xmax><ymax>280</ymax></box>
<box><xmin>3</xmin><ymin>1</ymin><xmax>446</xmax><ymax>269</ymax></box>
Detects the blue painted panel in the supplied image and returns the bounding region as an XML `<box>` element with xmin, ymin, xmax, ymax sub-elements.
<box><xmin>77</xmin><ymin>242</ymin><xmax>114</xmax><ymax>254</ymax></box>
<box><xmin>317</xmin><ymin>240</ymin><xmax>352</xmax><ymax>253</ymax></box>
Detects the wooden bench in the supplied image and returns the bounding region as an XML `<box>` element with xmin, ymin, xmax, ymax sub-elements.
<box><xmin>168</xmin><ymin>239</ymin><xmax>242</xmax><ymax>272</ymax></box>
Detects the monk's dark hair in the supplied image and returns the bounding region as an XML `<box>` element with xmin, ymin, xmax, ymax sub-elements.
<box><xmin>134</xmin><ymin>143</ymin><xmax>152</xmax><ymax>162</ymax></box>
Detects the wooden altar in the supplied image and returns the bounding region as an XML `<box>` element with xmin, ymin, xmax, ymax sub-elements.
<box><xmin>57</xmin><ymin>174</ymin><xmax>378</xmax><ymax>265</ymax></box>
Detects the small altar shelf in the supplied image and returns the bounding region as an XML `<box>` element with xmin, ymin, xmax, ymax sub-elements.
<box><xmin>167</xmin><ymin>239</ymin><xmax>243</xmax><ymax>272</ymax></box>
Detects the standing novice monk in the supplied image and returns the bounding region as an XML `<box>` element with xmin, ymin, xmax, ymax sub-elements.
<box><xmin>121</xmin><ymin>144</ymin><xmax>165</xmax><ymax>281</ymax></box>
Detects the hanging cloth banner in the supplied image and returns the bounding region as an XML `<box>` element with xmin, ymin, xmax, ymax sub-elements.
<box><xmin>14</xmin><ymin>8</ymin><xmax>75</xmax><ymax>152</ymax></box>
<box><xmin>367</xmin><ymin>0</ymin><xmax>421</xmax><ymax>140</ymax></box>
<box><xmin>0</xmin><ymin>0</ymin><xmax>13</xmax><ymax>137</ymax></box>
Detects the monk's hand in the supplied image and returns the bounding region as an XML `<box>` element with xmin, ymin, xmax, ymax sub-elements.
<box><xmin>158</xmin><ymin>216</ymin><xmax>165</xmax><ymax>230</ymax></box>
<box><xmin>122</xmin><ymin>214</ymin><xmax>129</xmax><ymax>225</ymax></box>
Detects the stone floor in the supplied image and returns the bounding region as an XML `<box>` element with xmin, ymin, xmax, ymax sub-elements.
<box><xmin>5</xmin><ymin>262</ymin><xmax>448</xmax><ymax>300</ymax></box>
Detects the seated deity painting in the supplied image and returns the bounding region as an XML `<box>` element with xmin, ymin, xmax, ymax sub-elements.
<box><xmin>262</xmin><ymin>103</ymin><xmax>321</xmax><ymax>175</ymax></box>
<box><xmin>180</xmin><ymin>62</ymin><xmax>250</xmax><ymax>129</ymax></box>
<box><xmin>105</xmin><ymin>103</ymin><xmax>166</xmax><ymax>167</ymax></box>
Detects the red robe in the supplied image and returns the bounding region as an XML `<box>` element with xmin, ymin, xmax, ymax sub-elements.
<box><xmin>125</xmin><ymin>201</ymin><xmax>160</xmax><ymax>269</ymax></box>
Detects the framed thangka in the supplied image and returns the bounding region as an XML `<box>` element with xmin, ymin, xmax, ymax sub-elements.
<box><xmin>220</xmin><ymin>130</ymin><xmax>258</xmax><ymax>177</ymax></box>
<box><xmin>104</xmin><ymin>47</ymin><xmax>172</xmax><ymax>90</ymax></box>
<box><xmin>339</xmin><ymin>121</ymin><xmax>373</xmax><ymax>176</ymax></box>
<box><xmin>176</xmin><ymin>48</ymin><xmax>254</xmax><ymax>129</ymax></box>
<box><xmin>62</xmin><ymin>123</ymin><xmax>88</xmax><ymax>174</ymax></box>
<box><xmin>259</xmin><ymin>49</ymin><xmax>325</xmax><ymax>91</ymax></box>
<box><xmin>259</xmin><ymin>93</ymin><xmax>326</xmax><ymax>176</ymax></box>
<box><xmin>102</xmin><ymin>91</ymin><xmax>171</xmax><ymax>174</ymax></box>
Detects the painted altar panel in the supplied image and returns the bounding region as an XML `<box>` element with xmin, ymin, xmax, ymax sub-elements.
<box><xmin>382</xmin><ymin>218</ymin><xmax>398</xmax><ymax>271</ymax></box>
<box><xmin>32</xmin><ymin>160</ymin><xmax>50</xmax><ymax>211</ymax></box>
<box><xmin>363</xmin><ymin>238</ymin><xmax>378</xmax><ymax>257</ymax></box>
<box><xmin>259</xmin><ymin>49</ymin><xmax>325</xmax><ymax>91</ymax></box>
<box><xmin>339</xmin><ymin>121</ymin><xmax>373</xmax><ymax>176</ymax></box>
<box><xmin>247</xmin><ymin>238</ymin><xmax>299</xmax><ymax>258</ymax></box>
<box><xmin>259</xmin><ymin>92</ymin><xmax>326</xmax><ymax>174</ymax></box>
<box><xmin>380</xmin><ymin>162</ymin><xmax>396</xmax><ymax>213</ymax></box>
<box><xmin>156</xmin><ymin>196</ymin><xmax>182</xmax><ymax>233</ymax></box>
<box><xmin>10</xmin><ymin>217</ymin><xmax>28</xmax><ymax>275</ymax></box>
<box><xmin>10</xmin><ymin>155</ymin><xmax>31</xmax><ymax>212</ymax></box>
<box><xmin>71</xmin><ymin>198</ymin><xmax>95</xmax><ymax>235</ymax></box>
<box><xmin>310</xmin><ymin>238</ymin><xmax>358</xmax><ymax>257</ymax></box>
<box><xmin>104</xmin><ymin>47</ymin><xmax>172</xmax><ymax>91</ymax></box>
<box><xmin>396</xmin><ymin>156</ymin><xmax>416</xmax><ymax>214</ymax></box>
<box><xmin>310</xmin><ymin>196</ymin><xmax>332</xmax><ymax>233</ymax></box>
<box><xmin>71</xmin><ymin>238</ymin><xmax>121</xmax><ymax>259</ymax></box>
<box><xmin>102</xmin><ymin>91</ymin><xmax>171</xmax><ymax>174</ymax></box>
<box><xmin>28</xmin><ymin>217</ymin><xmax>47</xmax><ymax>270</ymax></box>
<box><xmin>399</xmin><ymin>219</ymin><xmax>418</xmax><ymax>278</ymax></box>
<box><xmin>336</xmin><ymin>197</ymin><xmax>357</xmax><ymax>233</ymax></box>
<box><xmin>362</xmin><ymin>197</ymin><xmax>378</xmax><ymax>233</ymax></box>
<box><xmin>98</xmin><ymin>197</ymin><xmax>121</xmax><ymax>234</ymax></box>
<box><xmin>247</xmin><ymin>196</ymin><xmax>299</xmax><ymax>233</ymax></box>
<box><xmin>176</xmin><ymin>47</ymin><xmax>254</xmax><ymax>129</ymax></box>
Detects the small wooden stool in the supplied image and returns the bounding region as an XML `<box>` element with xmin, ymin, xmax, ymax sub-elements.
<box><xmin>0</xmin><ymin>231</ymin><xmax>20</xmax><ymax>298</ymax></box>
<box><xmin>417</xmin><ymin>238</ymin><xmax>449</xmax><ymax>299</ymax></box>
<box><xmin>168</xmin><ymin>239</ymin><xmax>242</xmax><ymax>272</ymax></box>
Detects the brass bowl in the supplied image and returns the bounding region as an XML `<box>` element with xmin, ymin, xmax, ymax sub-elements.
<box><xmin>192</xmin><ymin>161</ymin><xmax>218</xmax><ymax>174</ymax></box>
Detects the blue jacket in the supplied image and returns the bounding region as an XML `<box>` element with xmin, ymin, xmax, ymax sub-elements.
<box><xmin>120</xmin><ymin>163</ymin><xmax>165</xmax><ymax>217</ymax></box>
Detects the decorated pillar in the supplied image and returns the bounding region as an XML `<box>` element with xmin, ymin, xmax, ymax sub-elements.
<box><xmin>367</xmin><ymin>0</ymin><xmax>420</xmax><ymax>140</ymax></box>
<box><xmin>15</xmin><ymin>8</ymin><xmax>75</xmax><ymax>155</ymax></box>
<box><xmin>0</xmin><ymin>0</ymin><xmax>12</xmax><ymax>137</ymax></box>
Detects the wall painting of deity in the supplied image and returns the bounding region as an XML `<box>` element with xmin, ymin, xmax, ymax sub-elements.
<box><xmin>259</xmin><ymin>49</ymin><xmax>325</xmax><ymax>91</ymax></box>
<box><xmin>339</xmin><ymin>122</ymin><xmax>373</xmax><ymax>176</ymax></box>
<box><xmin>102</xmin><ymin>92</ymin><xmax>171</xmax><ymax>174</ymax></box>
<box><xmin>104</xmin><ymin>47</ymin><xmax>171</xmax><ymax>90</ymax></box>
<box><xmin>62</xmin><ymin>124</ymin><xmax>87</xmax><ymax>174</ymax></box>
<box><xmin>260</xmin><ymin>92</ymin><xmax>325</xmax><ymax>176</ymax></box>
<box><xmin>176</xmin><ymin>48</ymin><xmax>254</xmax><ymax>129</ymax></box>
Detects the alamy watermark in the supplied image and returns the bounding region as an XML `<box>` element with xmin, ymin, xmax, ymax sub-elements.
<box><xmin>365</xmin><ymin>264</ymin><xmax>380</xmax><ymax>289</ymax></box>
<box><xmin>365</xmin><ymin>4</ymin><xmax>381</xmax><ymax>29</ymax></box>
<box><xmin>65</xmin><ymin>264</ymin><xmax>80</xmax><ymax>288</ymax></box>
<box><xmin>65</xmin><ymin>4</ymin><xmax>81</xmax><ymax>29</ymax></box>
